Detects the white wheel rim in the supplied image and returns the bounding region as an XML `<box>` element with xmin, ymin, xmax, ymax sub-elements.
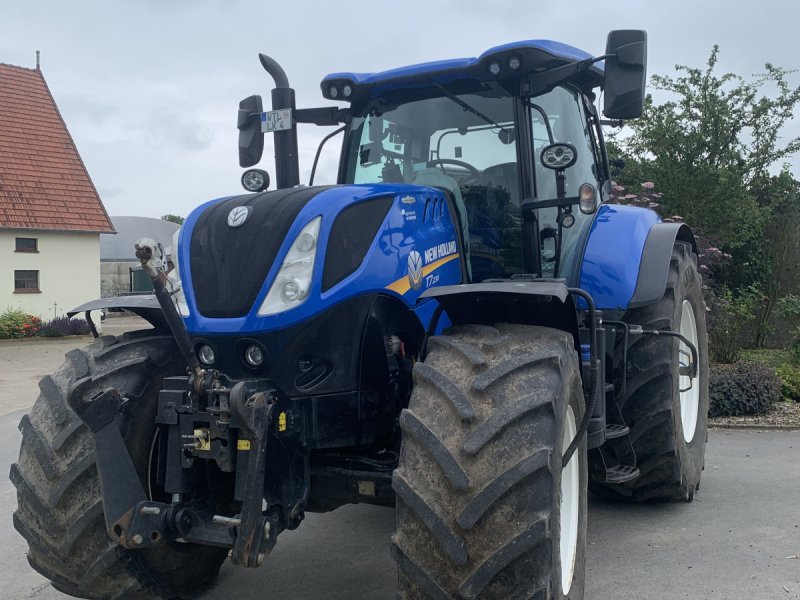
<box><xmin>679</xmin><ymin>300</ymin><xmax>699</xmax><ymax>443</ymax></box>
<box><xmin>560</xmin><ymin>406</ymin><xmax>579</xmax><ymax>595</ymax></box>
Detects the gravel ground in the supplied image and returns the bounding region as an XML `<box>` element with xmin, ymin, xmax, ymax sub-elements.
<box><xmin>710</xmin><ymin>400</ymin><xmax>800</xmax><ymax>428</ymax></box>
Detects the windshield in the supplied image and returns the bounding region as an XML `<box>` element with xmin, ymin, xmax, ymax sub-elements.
<box><xmin>342</xmin><ymin>91</ymin><xmax>523</xmax><ymax>280</ymax></box>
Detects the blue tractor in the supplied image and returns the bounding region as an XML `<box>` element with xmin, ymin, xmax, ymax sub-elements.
<box><xmin>13</xmin><ymin>30</ymin><xmax>708</xmax><ymax>600</ymax></box>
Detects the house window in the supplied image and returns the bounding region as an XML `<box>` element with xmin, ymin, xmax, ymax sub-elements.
<box><xmin>15</xmin><ymin>237</ymin><xmax>38</xmax><ymax>253</ymax></box>
<box><xmin>14</xmin><ymin>270</ymin><xmax>40</xmax><ymax>292</ymax></box>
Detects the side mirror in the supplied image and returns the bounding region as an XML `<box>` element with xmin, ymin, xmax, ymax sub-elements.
<box><xmin>603</xmin><ymin>30</ymin><xmax>647</xmax><ymax>119</ymax></box>
<box><xmin>238</xmin><ymin>95</ymin><xmax>264</xmax><ymax>168</ymax></box>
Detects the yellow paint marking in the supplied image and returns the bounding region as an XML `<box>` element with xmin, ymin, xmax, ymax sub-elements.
<box><xmin>237</xmin><ymin>439</ymin><xmax>251</xmax><ymax>451</ymax></box>
<box><xmin>278</xmin><ymin>412</ymin><xmax>287</xmax><ymax>432</ymax></box>
<box><xmin>385</xmin><ymin>253</ymin><xmax>460</xmax><ymax>295</ymax></box>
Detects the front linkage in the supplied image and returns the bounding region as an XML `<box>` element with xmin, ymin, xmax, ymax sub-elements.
<box><xmin>67</xmin><ymin>240</ymin><xmax>304</xmax><ymax>568</ymax></box>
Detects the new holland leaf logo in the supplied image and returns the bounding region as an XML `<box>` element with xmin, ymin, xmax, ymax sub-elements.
<box><xmin>227</xmin><ymin>206</ymin><xmax>250</xmax><ymax>228</ymax></box>
<box><xmin>407</xmin><ymin>250</ymin><xmax>423</xmax><ymax>291</ymax></box>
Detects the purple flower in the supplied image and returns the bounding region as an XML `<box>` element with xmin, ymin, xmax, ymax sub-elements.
<box><xmin>641</xmin><ymin>182</ymin><xmax>655</xmax><ymax>190</ymax></box>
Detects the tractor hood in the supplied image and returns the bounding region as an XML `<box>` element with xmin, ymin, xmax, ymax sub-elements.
<box><xmin>175</xmin><ymin>184</ymin><xmax>464</xmax><ymax>334</ymax></box>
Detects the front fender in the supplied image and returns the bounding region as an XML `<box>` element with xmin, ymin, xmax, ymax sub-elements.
<box><xmin>68</xmin><ymin>295</ymin><xmax>167</xmax><ymax>330</ymax></box>
<box><xmin>578</xmin><ymin>204</ymin><xmax>696</xmax><ymax>310</ymax></box>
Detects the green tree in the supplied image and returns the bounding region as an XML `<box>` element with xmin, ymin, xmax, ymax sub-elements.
<box><xmin>612</xmin><ymin>46</ymin><xmax>800</xmax><ymax>347</ymax></box>
<box><xmin>161</xmin><ymin>214</ymin><xmax>185</xmax><ymax>225</ymax></box>
<box><xmin>615</xmin><ymin>46</ymin><xmax>800</xmax><ymax>251</ymax></box>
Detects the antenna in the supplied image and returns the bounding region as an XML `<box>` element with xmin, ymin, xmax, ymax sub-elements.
<box><xmin>36</xmin><ymin>50</ymin><xmax>40</xmax><ymax>70</ymax></box>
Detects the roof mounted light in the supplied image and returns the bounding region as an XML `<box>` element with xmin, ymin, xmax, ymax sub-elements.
<box><xmin>507</xmin><ymin>55</ymin><xmax>522</xmax><ymax>71</ymax></box>
<box><xmin>488</xmin><ymin>61</ymin><xmax>502</xmax><ymax>76</ymax></box>
<box><xmin>328</xmin><ymin>84</ymin><xmax>339</xmax><ymax>99</ymax></box>
<box><xmin>342</xmin><ymin>84</ymin><xmax>353</xmax><ymax>98</ymax></box>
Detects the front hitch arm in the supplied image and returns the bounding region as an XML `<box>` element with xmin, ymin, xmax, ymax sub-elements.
<box><xmin>67</xmin><ymin>387</ymin><xmax>153</xmax><ymax>547</ymax></box>
<box><xmin>230</xmin><ymin>383</ymin><xmax>278</xmax><ymax>567</ymax></box>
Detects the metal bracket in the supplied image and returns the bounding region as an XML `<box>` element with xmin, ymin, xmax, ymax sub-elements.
<box><xmin>230</xmin><ymin>384</ymin><xmax>277</xmax><ymax>567</ymax></box>
<box><xmin>67</xmin><ymin>387</ymin><xmax>149</xmax><ymax>548</ymax></box>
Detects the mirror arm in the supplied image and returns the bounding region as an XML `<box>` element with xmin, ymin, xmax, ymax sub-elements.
<box><xmin>295</xmin><ymin>107</ymin><xmax>351</xmax><ymax>126</ymax></box>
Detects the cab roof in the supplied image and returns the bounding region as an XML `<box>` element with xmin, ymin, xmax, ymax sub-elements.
<box><xmin>321</xmin><ymin>40</ymin><xmax>604</xmax><ymax>104</ymax></box>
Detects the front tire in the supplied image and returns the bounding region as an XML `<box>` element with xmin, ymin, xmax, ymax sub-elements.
<box><xmin>10</xmin><ymin>332</ymin><xmax>228</xmax><ymax>599</ymax></box>
<box><xmin>393</xmin><ymin>324</ymin><xmax>587</xmax><ymax>599</ymax></box>
<box><xmin>591</xmin><ymin>241</ymin><xmax>709</xmax><ymax>502</ymax></box>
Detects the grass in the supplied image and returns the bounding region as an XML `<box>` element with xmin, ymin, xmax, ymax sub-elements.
<box><xmin>739</xmin><ymin>348</ymin><xmax>794</xmax><ymax>368</ymax></box>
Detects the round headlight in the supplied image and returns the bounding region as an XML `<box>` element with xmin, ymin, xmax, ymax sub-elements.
<box><xmin>488</xmin><ymin>61</ymin><xmax>502</xmax><ymax>76</ymax></box>
<box><xmin>560</xmin><ymin>213</ymin><xmax>576</xmax><ymax>228</ymax></box>
<box><xmin>244</xmin><ymin>344</ymin><xmax>264</xmax><ymax>367</ymax></box>
<box><xmin>282</xmin><ymin>280</ymin><xmax>301</xmax><ymax>302</ymax></box>
<box><xmin>198</xmin><ymin>344</ymin><xmax>215</xmax><ymax>366</ymax></box>
<box><xmin>579</xmin><ymin>183</ymin><xmax>597</xmax><ymax>215</ymax></box>
<box><xmin>507</xmin><ymin>56</ymin><xmax>521</xmax><ymax>71</ymax></box>
<box><xmin>342</xmin><ymin>84</ymin><xmax>353</xmax><ymax>98</ymax></box>
<box><xmin>295</xmin><ymin>232</ymin><xmax>316</xmax><ymax>253</ymax></box>
<box><xmin>241</xmin><ymin>169</ymin><xmax>270</xmax><ymax>192</ymax></box>
<box><xmin>328</xmin><ymin>84</ymin><xmax>339</xmax><ymax>99</ymax></box>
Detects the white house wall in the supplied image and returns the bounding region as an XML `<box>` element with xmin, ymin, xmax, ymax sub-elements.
<box><xmin>1</xmin><ymin>229</ymin><xmax>101</xmax><ymax>319</ymax></box>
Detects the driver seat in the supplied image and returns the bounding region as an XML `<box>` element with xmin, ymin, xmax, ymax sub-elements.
<box><xmin>413</xmin><ymin>168</ymin><xmax>471</xmax><ymax>278</ymax></box>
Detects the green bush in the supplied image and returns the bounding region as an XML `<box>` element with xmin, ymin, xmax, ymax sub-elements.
<box><xmin>38</xmin><ymin>316</ymin><xmax>91</xmax><ymax>338</ymax></box>
<box><xmin>775</xmin><ymin>363</ymin><xmax>800</xmax><ymax>401</ymax></box>
<box><xmin>0</xmin><ymin>308</ymin><xmax>42</xmax><ymax>339</ymax></box>
<box><xmin>706</xmin><ymin>287</ymin><xmax>759</xmax><ymax>364</ymax></box>
<box><xmin>709</xmin><ymin>361</ymin><xmax>782</xmax><ymax>417</ymax></box>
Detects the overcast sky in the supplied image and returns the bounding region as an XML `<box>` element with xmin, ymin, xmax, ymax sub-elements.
<box><xmin>2</xmin><ymin>0</ymin><xmax>799</xmax><ymax>220</ymax></box>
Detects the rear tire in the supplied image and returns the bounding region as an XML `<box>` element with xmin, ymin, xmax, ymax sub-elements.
<box><xmin>591</xmin><ymin>241</ymin><xmax>709</xmax><ymax>502</ymax></box>
<box><xmin>393</xmin><ymin>324</ymin><xmax>587</xmax><ymax>599</ymax></box>
<box><xmin>10</xmin><ymin>331</ymin><xmax>228</xmax><ymax>599</ymax></box>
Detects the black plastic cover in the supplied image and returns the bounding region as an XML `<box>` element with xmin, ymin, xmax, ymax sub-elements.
<box><xmin>190</xmin><ymin>187</ymin><xmax>332</xmax><ymax>318</ymax></box>
<box><xmin>322</xmin><ymin>195</ymin><xmax>393</xmax><ymax>291</ymax></box>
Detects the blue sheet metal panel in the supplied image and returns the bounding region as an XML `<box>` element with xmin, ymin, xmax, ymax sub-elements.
<box><xmin>178</xmin><ymin>184</ymin><xmax>462</xmax><ymax>335</ymax></box>
<box><xmin>578</xmin><ymin>204</ymin><xmax>660</xmax><ymax>310</ymax></box>
<box><xmin>322</xmin><ymin>39</ymin><xmax>602</xmax><ymax>86</ymax></box>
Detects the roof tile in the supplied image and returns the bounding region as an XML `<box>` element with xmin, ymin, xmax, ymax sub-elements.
<box><xmin>0</xmin><ymin>63</ymin><xmax>114</xmax><ymax>233</ymax></box>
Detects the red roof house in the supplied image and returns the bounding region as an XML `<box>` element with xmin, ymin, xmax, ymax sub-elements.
<box><xmin>1</xmin><ymin>62</ymin><xmax>114</xmax><ymax>318</ymax></box>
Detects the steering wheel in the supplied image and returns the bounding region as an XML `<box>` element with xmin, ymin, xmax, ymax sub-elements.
<box><xmin>427</xmin><ymin>158</ymin><xmax>480</xmax><ymax>178</ymax></box>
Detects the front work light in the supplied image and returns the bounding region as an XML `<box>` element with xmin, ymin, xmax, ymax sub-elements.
<box><xmin>241</xmin><ymin>169</ymin><xmax>270</xmax><ymax>192</ymax></box>
<box><xmin>540</xmin><ymin>143</ymin><xmax>578</xmax><ymax>170</ymax></box>
<box><xmin>488</xmin><ymin>61</ymin><xmax>502</xmax><ymax>76</ymax></box>
<box><xmin>198</xmin><ymin>344</ymin><xmax>216</xmax><ymax>366</ymax></box>
<box><xmin>244</xmin><ymin>344</ymin><xmax>264</xmax><ymax>367</ymax></box>
<box><xmin>258</xmin><ymin>217</ymin><xmax>322</xmax><ymax>316</ymax></box>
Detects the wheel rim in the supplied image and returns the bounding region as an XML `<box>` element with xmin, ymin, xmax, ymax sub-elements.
<box><xmin>679</xmin><ymin>300</ymin><xmax>700</xmax><ymax>443</ymax></box>
<box><xmin>560</xmin><ymin>406</ymin><xmax>579</xmax><ymax>595</ymax></box>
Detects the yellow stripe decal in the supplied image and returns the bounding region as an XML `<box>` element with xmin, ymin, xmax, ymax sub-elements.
<box><xmin>385</xmin><ymin>253</ymin><xmax>460</xmax><ymax>295</ymax></box>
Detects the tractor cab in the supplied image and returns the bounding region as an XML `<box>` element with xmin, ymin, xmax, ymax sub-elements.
<box><xmin>240</xmin><ymin>33</ymin><xmax>647</xmax><ymax>287</ymax></box>
<box><xmin>336</xmin><ymin>73</ymin><xmax>604</xmax><ymax>283</ymax></box>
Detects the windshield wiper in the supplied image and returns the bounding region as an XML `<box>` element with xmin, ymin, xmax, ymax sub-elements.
<box><xmin>427</xmin><ymin>79</ymin><xmax>513</xmax><ymax>141</ymax></box>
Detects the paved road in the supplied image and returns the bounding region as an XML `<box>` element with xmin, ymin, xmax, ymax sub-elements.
<box><xmin>1</xmin><ymin>400</ymin><xmax>797</xmax><ymax>598</ymax></box>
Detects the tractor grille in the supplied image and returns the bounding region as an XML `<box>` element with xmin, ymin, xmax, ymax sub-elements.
<box><xmin>190</xmin><ymin>187</ymin><xmax>331</xmax><ymax>318</ymax></box>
